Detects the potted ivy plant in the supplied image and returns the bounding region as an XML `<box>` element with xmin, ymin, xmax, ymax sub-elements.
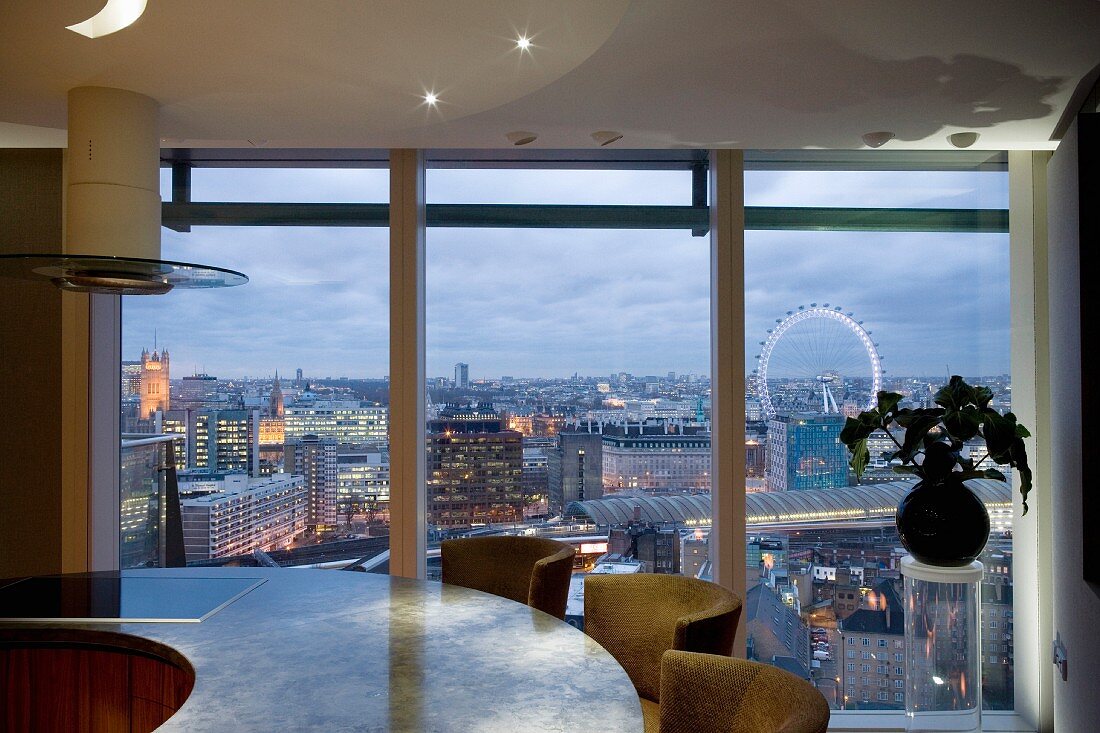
<box><xmin>839</xmin><ymin>375</ymin><xmax>1032</xmax><ymax>566</ymax></box>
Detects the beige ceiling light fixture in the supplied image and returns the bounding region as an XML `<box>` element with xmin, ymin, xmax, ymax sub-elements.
<box><xmin>861</xmin><ymin>131</ymin><xmax>895</xmax><ymax>148</ymax></box>
<box><xmin>506</xmin><ymin>130</ymin><xmax>537</xmax><ymax>145</ymax></box>
<box><xmin>947</xmin><ymin>132</ymin><xmax>980</xmax><ymax>148</ymax></box>
<box><xmin>0</xmin><ymin>87</ymin><xmax>247</xmax><ymax>295</ymax></box>
<box><xmin>591</xmin><ymin>130</ymin><xmax>623</xmax><ymax>146</ymax></box>
<box><xmin>66</xmin><ymin>0</ymin><xmax>148</xmax><ymax>38</ymax></box>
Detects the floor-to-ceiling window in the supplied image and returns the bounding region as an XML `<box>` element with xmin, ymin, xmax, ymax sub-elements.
<box><xmin>112</xmin><ymin>149</ymin><xmax>1029</xmax><ymax>727</ymax></box>
<box><xmin>120</xmin><ymin>163</ymin><xmax>389</xmax><ymax>569</ymax></box>
<box><xmin>742</xmin><ymin>159</ymin><xmax>1013</xmax><ymax>714</ymax></box>
<box><xmin>423</xmin><ymin>165</ymin><xmax>709</xmax><ymax>609</ymax></box>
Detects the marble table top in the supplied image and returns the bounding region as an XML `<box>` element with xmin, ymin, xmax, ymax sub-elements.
<box><xmin>0</xmin><ymin>567</ymin><xmax>644</xmax><ymax>732</ymax></box>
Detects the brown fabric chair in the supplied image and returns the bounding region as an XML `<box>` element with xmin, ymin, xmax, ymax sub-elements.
<box><xmin>659</xmin><ymin>650</ymin><xmax>831</xmax><ymax>733</ymax></box>
<box><xmin>583</xmin><ymin>573</ymin><xmax>743</xmax><ymax>731</ymax></box>
<box><xmin>440</xmin><ymin>536</ymin><xmax>574</xmax><ymax>619</ymax></box>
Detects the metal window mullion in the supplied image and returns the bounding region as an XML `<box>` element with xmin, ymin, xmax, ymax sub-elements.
<box><xmin>162</xmin><ymin>202</ymin><xmax>1008</xmax><ymax>233</ymax></box>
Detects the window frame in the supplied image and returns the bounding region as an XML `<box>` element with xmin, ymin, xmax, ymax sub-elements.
<box><xmin>89</xmin><ymin>147</ymin><xmax>1044</xmax><ymax>732</ymax></box>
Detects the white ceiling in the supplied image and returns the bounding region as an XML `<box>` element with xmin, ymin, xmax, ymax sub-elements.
<box><xmin>2</xmin><ymin>0</ymin><xmax>1098</xmax><ymax>150</ymax></box>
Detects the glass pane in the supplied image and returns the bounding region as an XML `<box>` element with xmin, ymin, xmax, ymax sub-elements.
<box><xmin>428</xmin><ymin>169</ymin><xmax>692</xmax><ymax>205</ymax></box>
<box><xmin>743</xmin><ymin>171</ymin><xmax>1012</xmax><ymax>713</ymax></box>
<box><xmin>745</xmin><ymin>170</ymin><xmax>1008</xmax><ymax>209</ymax></box>
<box><xmin>121</xmin><ymin>176</ymin><xmax>389</xmax><ymax>570</ymax></box>
<box><xmin>425</xmin><ymin>169</ymin><xmax>710</xmax><ymax>623</ymax></box>
<box><xmin>190</xmin><ymin>168</ymin><xmax>388</xmax><ymax>203</ymax></box>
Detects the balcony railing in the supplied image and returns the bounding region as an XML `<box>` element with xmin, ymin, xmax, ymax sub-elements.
<box><xmin>120</xmin><ymin>433</ymin><xmax>185</xmax><ymax>569</ymax></box>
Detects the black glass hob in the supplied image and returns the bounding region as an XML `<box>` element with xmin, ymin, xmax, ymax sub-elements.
<box><xmin>0</xmin><ymin>573</ymin><xmax>264</xmax><ymax>623</ymax></box>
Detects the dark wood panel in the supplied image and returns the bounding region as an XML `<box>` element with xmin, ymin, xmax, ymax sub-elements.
<box><xmin>0</xmin><ymin>644</ymin><xmax>194</xmax><ymax>733</ymax></box>
<box><xmin>130</xmin><ymin>653</ymin><xmax>194</xmax><ymax>709</ymax></box>
<box><xmin>129</xmin><ymin>698</ymin><xmax>174</xmax><ymax>732</ymax></box>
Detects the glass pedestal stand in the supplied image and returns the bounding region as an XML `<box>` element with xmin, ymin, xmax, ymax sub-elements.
<box><xmin>900</xmin><ymin>556</ymin><xmax>983</xmax><ymax>733</ymax></box>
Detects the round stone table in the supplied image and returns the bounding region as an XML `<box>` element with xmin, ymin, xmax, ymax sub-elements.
<box><xmin>0</xmin><ymin>567</ymin><xmax>644</xmax><ymax>732</ymax></box>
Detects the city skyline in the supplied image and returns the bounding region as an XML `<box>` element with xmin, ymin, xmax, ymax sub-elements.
<box><xmin>123</xmin><ymin>167</ymin><xmax>1010</xmax><ymax>379</ymax></box>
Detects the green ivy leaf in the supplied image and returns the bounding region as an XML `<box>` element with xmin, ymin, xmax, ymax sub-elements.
<box><xmin>848</xmin><ymin>438</ymin><xmax>870</xmax><ymax>479</ymax></box>
<box><xmin>943</xmin><ymin>404</ymin><xmax>982</xmax><ymax>441</ymax></box>
<box><xmin>898</xmin><ymin>414</ymin><xmax>943</xmax><ymax>463</ymax></box>
<box><xmin>876</xmin><ymin>391</ymin><xmax>903</xmax><ymax>416</ymax></box>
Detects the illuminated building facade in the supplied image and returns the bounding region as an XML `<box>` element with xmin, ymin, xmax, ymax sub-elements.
<box><xmin>285</xmin><ymin>434</ymin><xmax>339</xmax><ymax>530</ymax></box>
<box><xmin>602</xmin><ymin>428</ymin><xmax>711</xmax><ymax>492</ymax></box>
<box><xmin>284</xmin><ymin>401</ymin><xmax>387</xmax><ymax>444</ymax></box>
<box><xmin>765</xmin><ymin>413</ymin><xmax>848</xmax><ymax>491</ymax></box>
<box><xmin>193</xmin><ymin>409</ymin><xmax>261</xmax><ymax>477</ymax></box>
<box><xmin>121</xmin><ymin>361</ymin><xmax>142</xmax><ymax>398</ymax></box>
<box><xmin>337</xmin><ymin>446</ymin><xmax>390</xmax><ymax>516</ymax></box>
<box><xmin>139</xmin><ymin>348</ymin><xmax>170</xmax><ymax>419</ymax></box>
<box><xmin>427</xmin><ymin>405</ymin><xmax>523</xmax><ymax>529</ymax></box>
<box><xmin>179</xmin><ymin>472</ymin><xmax>306</xmax><ymax>562</ymax></box>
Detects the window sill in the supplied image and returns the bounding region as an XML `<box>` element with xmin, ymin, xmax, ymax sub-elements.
<box><xmin>828</xmin><ymin>711</ymin><xmax>1033</xmax><ymax>732</ymax></box>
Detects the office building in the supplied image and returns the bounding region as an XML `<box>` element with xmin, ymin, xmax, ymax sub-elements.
<box><xmin>284</xmin><ymin>434</ymin><xmax>339</xmax><ymax>530</ymax></box>
<box><xmin>601</xmin><ymin>422</ymin><xmax>711</xmax><ymax>492</ymax></box>
<box><xmin>547</xmin><ymin>431</ymin><xmax>604</xmax><ymax>514</ymax></box>
<box><xmin>427</xmin><ymin>404</ymin><xmax>523</xmax><ymax>529</ymax></box>
<box><xmin>284</xmin><ymin>401</ymin><xmax>388</xmax><ymax>444</ymax></box>
<box><xmin>179</xmin><ymin>472</ymin><xmax>307</xmax><ymax>562</ymax></box>
<box><xmin>193</xmin><ymin>409</ymin><xmax>261</xmax><ymax>477</ymax></box>
<box><xmin>765</xmin><ymin>413</ymin><xmax>848</xmax><ymax>492</ymax></box>
<box><xmin>336</xmin><ymin>446</ymin><xmax>390</xmax><ymax>518</ymax></box>
<box><xmin>121</xmin><ymin>361</ymin><xmax>143</xmax><ymax>398</ymax></box>
<box><xmin>454</xmin><ymin>362</ymin><xmax>469</xmax><ymax>389</ymax></box>
<box><xmin>177</xmin><ymin>373</ymin><xmax>218</xmax><ymax>406</ymax></box>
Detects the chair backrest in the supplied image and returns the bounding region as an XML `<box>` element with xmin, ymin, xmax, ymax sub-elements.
<box><xmin>441</xmin><ymin>536</ymin><xmax>574</xmax><ymax>619</ymax></box>
<box><xmin>659</xmin><ymin>650</ymin><xmax>830</xmax><ymax>733</ymax></box>
<box><xmin>583</xmin><ymin>574</ymin><xmax>742</xmax><ymax>702</ymax></box>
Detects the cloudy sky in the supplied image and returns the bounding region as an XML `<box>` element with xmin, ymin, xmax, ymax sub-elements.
<box><xmin>123</xmin><ymin>166</ymin><xmax>1009</xmax><ymax>381</ymax></box>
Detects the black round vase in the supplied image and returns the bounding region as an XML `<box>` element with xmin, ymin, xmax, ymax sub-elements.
<box><xmin>895</xmin><ymin>478</ymin><xmax>990</xmax><ymax>566</ymax></box>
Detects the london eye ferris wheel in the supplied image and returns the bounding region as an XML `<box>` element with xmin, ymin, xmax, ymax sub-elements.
<box><xmin>753</xmin><ymin>304</ymin><xmax>884</xmax><ymax>419</ymax></box>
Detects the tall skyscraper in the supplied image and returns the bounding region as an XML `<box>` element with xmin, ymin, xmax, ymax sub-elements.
<box><xmin>427</xmin><ymin>403</ymin><xmax>522</xmax><ymax>529</ymax></box>
<box><xmin>765</xmin><ymin>413</ymin><xmax>848</xmax><ymax>491</ymax></box>
<box><xmin>454</xmin><ymin>362</ymin><xmax>469</xmax><ymax>389</ymax></box>
<box><xmin>139</xmin><ymin>348</ymin><xmax>170</xmax><ymax>418</ymax></box>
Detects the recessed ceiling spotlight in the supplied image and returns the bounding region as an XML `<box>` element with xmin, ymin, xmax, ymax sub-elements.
<box><xmin>423</xmin><ymin>92</ymin><xmax>439</xmax><ymax>106</ymax></box>
<box><xmin>591</xmin><ymin>130</ymin><xmax>624</xmax><ymax>147</ymax></box>
<box><xmin>861</xmin><ymin>131</ymin><xmax>895</xmax><ymax>148</ymax></box>
<box><xmin>506</xmin><ymin>131</ymin><xmax>537</xmax><ymax>146</ymax></box>
<box><xmin>947</xmin><ymin>132</ymin><xmax>979</xmax><ymax>148</ymax></box>
<box><xmin>66</xmin><ymin>0</ymin><xmax>148</xmax><ymax>38</ymax></box>
<box><xmin>516</xmin><ymin>35</ymin><xmax>532</xmax><ymax>51</ymax></box>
